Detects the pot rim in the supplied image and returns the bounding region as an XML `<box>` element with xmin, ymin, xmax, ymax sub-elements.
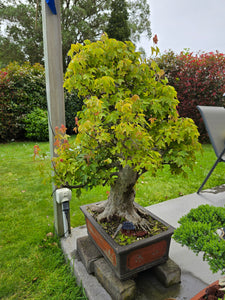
<box><xmin>80</xmin><ymin>200</ymin><xmax>174</xmax><ymax>253</ymax></box>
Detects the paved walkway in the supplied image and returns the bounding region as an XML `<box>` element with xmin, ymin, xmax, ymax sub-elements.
<box><xmin>61</xmin><ymin>185</ymin><xmax>225</xmax><ymax>299</ymax></box>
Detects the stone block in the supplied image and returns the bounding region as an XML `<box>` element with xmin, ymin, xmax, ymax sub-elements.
<box><xmin>94</xmin><ymin>258</ymin><xmax>136</xmax><ymax>300</ymax></box>
<box><xmin>153</xmin><ymin>258</ymin><xmax>181</xmax><ymax>287</ymax></box>
<box><xmin>77</xmin><ymin>236</ymin><xmax>102</xmax><ymax>274</ymax></box>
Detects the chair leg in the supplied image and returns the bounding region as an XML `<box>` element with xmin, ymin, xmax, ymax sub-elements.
<box><xmin>197</xmin><ymin>146</ymin><xmax>225</xmax><ymax>194</ymax></box>
<box><xmin>197</xmin><ymin>157</ymin><xmax>222</xmax><ymax>194</ymax></box>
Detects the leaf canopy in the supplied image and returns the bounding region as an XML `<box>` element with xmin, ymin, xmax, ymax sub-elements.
<box><xmin>54</xmin><ymin>35</ymin><xmax>201</xmax><ymax>192</ymax></box>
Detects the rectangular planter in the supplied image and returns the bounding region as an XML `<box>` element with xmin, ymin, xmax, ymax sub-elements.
<box><xmin>80</xmin><ymin>201</ymin><xmax>174</xmax><ymax>280</ymax></box>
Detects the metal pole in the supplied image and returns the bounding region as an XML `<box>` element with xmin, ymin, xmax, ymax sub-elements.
<box><xmin>41</xmin><ymin>0</ymin><xmax>65</xmax><ymax>236</ymax></box>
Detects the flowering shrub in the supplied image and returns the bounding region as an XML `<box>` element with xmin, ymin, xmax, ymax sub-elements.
<box><xmin>156</xmin><ymin>51</ymin><xmax>225</xmax><ymax>142</ymax></box>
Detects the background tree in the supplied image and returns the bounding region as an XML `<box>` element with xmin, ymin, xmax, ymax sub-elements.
<box><xmin>127</xmin><ymin>0</ymin><xmax>151</xmax><ymax>43</ymax></box>
<box><xmin>53</xmin><ymin>36</ymin><xmax>200</xmax><ymax>229</ymax></box>
<box><xmin>0</xmin><ymin>1</ymin><xmax>43</xmax><ymax>66</ymax></box>
<box><xmin>0</xmin><ymin>0</ymin><xmax>151</xmax><ymax>71</ymax></box>
<box><xmin>106</xmin><ymin>0</ymin><xmax>131</xmax><ymax>42</ymax></box>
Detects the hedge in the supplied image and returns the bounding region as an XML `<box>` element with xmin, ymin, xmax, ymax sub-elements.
<box><xmin>0</xmin><ymin>62</ymin><xmax>83</xmax><ymax>141</ymax></box>
<box><xmin>156</xmin><ymin>50</ymin><xmax>225</xmax><ymax>142</ymax></box>
<box><xmin>2</xmin><ymin>54</ymin><xmax>225</xmax><ymax>142</ymax></box>
<box><xmin>0</xmin><ymin>62</ymin><xmax>47</xmax><ymax>141</ymax></box>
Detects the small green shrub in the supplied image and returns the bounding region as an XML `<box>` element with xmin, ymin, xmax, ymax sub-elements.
<box><xmin>24</xmin><ymin>108</ymin><xmax>49</xmax><ymax>141</ymax></box>
<box><xmin>174</xmin><ymin>204</ymin><xmax>225</xmax><ymax>274</ymax></box>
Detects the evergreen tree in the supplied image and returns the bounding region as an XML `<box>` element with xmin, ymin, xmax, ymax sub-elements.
<box><xmin>0</xmin><ymin>0</ymin><xmax>151</xmax><ymax>70</ymax></box>
<box><xmin>106</xmin><ymin>0</ymin><xmax>130</xmax><ymax>41</ymax></box>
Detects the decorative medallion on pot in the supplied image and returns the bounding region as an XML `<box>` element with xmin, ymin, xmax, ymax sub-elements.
<box><xmin>80</xmin><ymin>202</ymin><xmax>174</xmax><ymax>280</ymax></box>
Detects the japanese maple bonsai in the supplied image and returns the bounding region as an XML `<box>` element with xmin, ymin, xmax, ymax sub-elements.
<box><xmin>53</xmin><ymin>34</ymin><xmax>200</xmax><ymax>231</ymax></box>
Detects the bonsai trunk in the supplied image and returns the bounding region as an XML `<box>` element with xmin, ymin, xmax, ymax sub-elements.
<box><xmin>94</xmin><ymin>165</ymin><xmax>150</xmax><ymax>230</ymax></box>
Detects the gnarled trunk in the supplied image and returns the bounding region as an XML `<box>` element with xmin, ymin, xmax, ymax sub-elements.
<box><xmin>95</xmin><ymin>165</ymin><xmax>149</xmax><ymax>229</ymax></box>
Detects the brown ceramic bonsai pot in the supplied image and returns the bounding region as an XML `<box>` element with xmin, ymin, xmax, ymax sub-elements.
<box><xmin>80</xmin><ymin>201</ymin><xmax>174</xmax><ymax>280</ymax></box>
<box><xmin>190</xmin><ymin>280</ymin><xmax>225</xmax><ymax>300</ymax></box>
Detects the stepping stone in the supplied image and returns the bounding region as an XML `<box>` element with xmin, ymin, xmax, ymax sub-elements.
<box><xmin>77</xmin><ymin>236</ymin><xmax>102</xmax><ymax>274</ymax></box>
<box><xmin>153</xmin><ymin>258</ymin><xmax>181</xmax><ymax>287</ymax></box>
<box><xmin>94</xmin><ymin>257</ymin><xmax>136</xmax><ymax>300</ymax></box>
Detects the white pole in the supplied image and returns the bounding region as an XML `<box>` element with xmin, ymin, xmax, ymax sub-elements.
<box><xmin>41</xmin><ymin>0</ymin><xmax>65</xmax><ymax>236</ymax></box>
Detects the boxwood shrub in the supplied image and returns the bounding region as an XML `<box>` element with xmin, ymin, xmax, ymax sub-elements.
<box><xmin>23</xmin><ymin>108</ymin><xmax>49</xmax><ymax>141</ymax></box>
<box><xmin>174</xmin><ymin>204</ymin><xmax>225</xmax><ymax>274</ymax></box>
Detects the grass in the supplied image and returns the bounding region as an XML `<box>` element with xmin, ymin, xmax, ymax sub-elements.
<box><xmin>0</xmin><ymin>141</ymin><xmax>87</xmax><ymax>299</ymax></box>
<box><xmin>1</xmin><ymin>140</ymin><xmax>225</xmax><ymax>299</ymax></box>
<box><xmin>135</xmin><ymin>144</ymin><xmax>225</xmax><ymax>207</ymax></box>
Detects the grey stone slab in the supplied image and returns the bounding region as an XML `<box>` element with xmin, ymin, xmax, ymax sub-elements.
<box><xmin>73</xmin><ymin>259</ymin><xmax>112</xmax><ymax>300</ymax></box>
<box><xmin>135</xmin><ymin>269</ymin><xmax>207</xmax><ymax>300</ymax></box>
<box><xmin>94</xmin><ymin>257</ymin><xmax>136</xmax><ymax>300</ymax></box>
<box><xmin>77</xmin><ymin>235</ymin><xmax>102</xmax><ymax>274</ymax></box>
<box><xmin>147</xmin><ymin>187</ymin><xmax>225</xmax><ymax>229</ymax></box>
<box><xmin>61</xmin><ymin>226</ymin><xmax>112</xmax><ymax>300</ymax></box>
<box><xmin>61</xmin><ymin>225</ymin><xmax>88</xmax><ymax>260</ymax></box>
<box><xmin>153</xmin><ymin>259</ymin><xmax>181</xmax><ymax>287</ymax></box>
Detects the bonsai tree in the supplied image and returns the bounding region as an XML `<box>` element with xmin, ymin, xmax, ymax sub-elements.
<box><xmin>53</xmin><ymin>34</ymin><xmax>200</xmax><ymax>230</ymax></box>
<box><xmin>174</xmin><ymin>204</ymin><xmax>225</xmax><ymax>274</ymax></box>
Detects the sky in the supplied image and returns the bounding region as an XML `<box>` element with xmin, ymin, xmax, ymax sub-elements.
<box><xmin>139</xmin><ymin>0</ymin><xmax>225</xmax><ymax>56</ymax></box>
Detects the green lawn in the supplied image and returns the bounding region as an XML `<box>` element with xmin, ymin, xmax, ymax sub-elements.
<box><xmin>1</xmin><ymin>140</ymin><xmax>225</xmax><ymax>299</ymax></box>
<box><xmin>0</xmin><ymin>141</ymin><xmax>87</xmax><ymax>299</ymax></box>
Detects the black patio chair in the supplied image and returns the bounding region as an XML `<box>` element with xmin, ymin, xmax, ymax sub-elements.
<box><xmin>197</xmin><ymin>105</ymin><xmax>225</xmax><ymax>194</ymax></box>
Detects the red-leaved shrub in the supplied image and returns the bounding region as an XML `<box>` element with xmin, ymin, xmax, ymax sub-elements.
<box><xmin>156</xmin><ymin>51</ymin><xmax>225</xmax><ymax>142</ymax></box>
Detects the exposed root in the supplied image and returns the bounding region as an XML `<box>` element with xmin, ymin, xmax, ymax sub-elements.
<box><xmin>95</xmin><ymin>204</ymin><xmax>153</xmax><ymax>232</ymax></box>
<box><xmin>88</xmin><ymin>202</ymin><xmax>106</xmax><ymax>214</ymax></box>
<box><xmin>138</xmin><ymin>218</ymin><xmax>153</xmax><ymax>232</ymax></box>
